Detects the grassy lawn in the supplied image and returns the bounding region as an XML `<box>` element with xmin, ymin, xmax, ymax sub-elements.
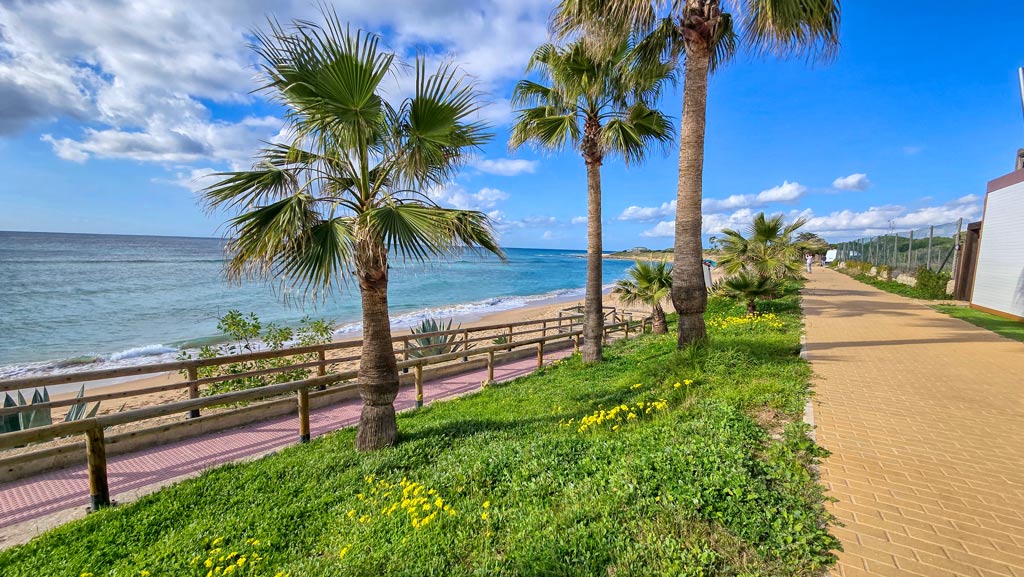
<box><xmin>848</xmin><ymin>273</ymin><xmax>949</xmax><ymax>300</ymax></box>
<box><xmin>933</xmin><ymin>305</ymin><xmax>1024</xmax><ymax>343</ymax></box>
<box><xmin>0</xmin><ymin>296</ymin><xmax>839</xmax><ymax>577</ymax></box>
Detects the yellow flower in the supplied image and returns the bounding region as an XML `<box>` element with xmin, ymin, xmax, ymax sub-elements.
<box><xmin>141</xmin><ymin>572</ymin><xmax>151</xmax><ymax>577</ymax></box>
<box><xmin>339</xmin><ymin>545</ymin><xmax>351</xmax><ymax>559</ymax></box>
<box><xmin>80</xmin><ymin>574</ymin><xmax>94</xmax><ymax>577</ymax></box>
<box><xmin>684</xmin><ymin>379</ymin><xmax>693</xmax><ymax>385</ymax></box>
<box><xmin>481</xmin><ymin>512</ymin><xmax>489</xmax><ymax>520</ymax></box>
<box><xmin>482</xmin><ymin>501</ymin><xmax>490</xmax><ymax>509</ymax></box>
<box><xmin>211</xmin><ymin>537</ymin><xmax>224</xmax><ymax>547</ymax></box>
<box><xmin>673</xmin><ymin>382</ymin><xmax>681</xmax><ymax>388</ymax></box>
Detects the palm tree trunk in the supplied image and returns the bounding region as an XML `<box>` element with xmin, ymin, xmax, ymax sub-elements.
<box><xmin>354</xmin><ymin>239</ymin><xmax>399</xmax><ymax>451</ymax></box>
<box><xmin>582</xmin><ymin>122</ymin><xmax>604</xmax><ymax>363</ymax></box>
<box><xmin>651</xmin><ymin>302</ymin><xmax>667</xmax><ymax>335</ymax></box>
<box><xmin>747</xmin><ymin>299</ymin><xmax>757</xmax><ymax>315</ymax></box>
<box><xmin>670</xmin><ymin>42</ymin><xmax>711</xmax><ymax>349</ymax></box>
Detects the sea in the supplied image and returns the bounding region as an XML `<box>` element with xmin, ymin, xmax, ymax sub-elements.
<box><xmin>0</xmin><ymin>231</ymin><xmax>636</xmax><ymax>380</ymax></box>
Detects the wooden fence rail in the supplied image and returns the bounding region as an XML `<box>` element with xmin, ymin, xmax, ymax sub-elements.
<box><xmin>0</xmin><ymin>313</ymin><xmax>648</xmax><ymax>510</ymax></box>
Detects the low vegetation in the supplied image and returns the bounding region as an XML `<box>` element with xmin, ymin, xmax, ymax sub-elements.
<box><xmin>0</xmin><ymin>294</ymin><xmax>839</xmax><ymax>576</ymax></box>
<box><xmin>933</xmin><ymin>305</ymin><xmax>1024</xmax><ymax>343</ymax></box>
<box><xmin>177</xmin><ymin>311</ymin><xmax>333</xmax><ymax>396</ymax></box>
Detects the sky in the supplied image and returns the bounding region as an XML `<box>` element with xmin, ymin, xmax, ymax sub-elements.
<box><xmin>0</xmin><ymin>0</ymin><xmax>1022</xmax><ymax>250</ymax></box>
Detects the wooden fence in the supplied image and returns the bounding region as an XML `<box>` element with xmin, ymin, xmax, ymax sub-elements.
<box><xmin>0</xmin><ymin>312</ymin><xmax>650</xmax><ymax>510</ymax></box>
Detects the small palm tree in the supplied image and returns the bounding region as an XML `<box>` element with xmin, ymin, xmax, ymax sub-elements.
<box><xmin>203</xmin><ymin>11</ymin><xmax>503</xmax><ymax>451</ymax></box>
<box><xmin>554</xmin><ymin>0</ymin><xmax>841</xmax><ymax>348</ymax></box>
<box><xmin>718</xmin><ymin>212</ymin><xmax>808</xmax><ymax>280</ymax></box>
<box><xmin>510</xmin><ymin>39</ymin><xmax>674</xmax><ymax>363</ymax></box>
<box><xmin>613</xmin><ymin>260</ymin><xmax>672</xmax><ymax>334</ymax></box>
<box><xmin>715</xmin><ymin>271</ymin><xmax>783</xmax><ymax>315</ymax></box>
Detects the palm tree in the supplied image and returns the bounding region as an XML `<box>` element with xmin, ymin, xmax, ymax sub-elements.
<box><xmin>509</xmin><ymin>40</ymin><xmax>675</xmax><ymax>363</ymax></box>
<box><xmin>613</xmin><ymin>259</ymin><xmax>672</xmax><ymax>334</ymax></box>
<box><xmin>553</xmin><ymin>0</ymin><xmax>840</xmax><ymax>348</ymax></box>
<box><xmin>715</xmin><ymin>271</ymin><xmax>783</xmax><ymax>314</ymax></box>
<box><xmin>203</xmin><ymin>11</ymin><xmax>503</xmax><ymax>451</ymax></box>
<box><xmin>718</xmin><ymin>212</ymin><xmax>808</xmax><ymax>280</ymax></box>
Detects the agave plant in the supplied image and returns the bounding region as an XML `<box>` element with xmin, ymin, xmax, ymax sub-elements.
<box><xmin>1</xmin><ymin>386</ymin><xmax>100</xmax><ymax>434</ymax></box>
<box><xmin>407</xmin><ymin>319</ymin><xmax>474</xmax><ymax>359</ymax></box>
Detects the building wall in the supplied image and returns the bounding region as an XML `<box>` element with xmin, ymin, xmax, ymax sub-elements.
<box><xmin>971</xmin><ymin>176</ymin><xmax>1024</xmax><ymax>320</ymax></box>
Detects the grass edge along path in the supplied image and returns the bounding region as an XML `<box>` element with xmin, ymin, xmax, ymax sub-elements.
<box><xmin>932</xmin><ymin>304</ymin><xmax>1024</xmax><ymax>343</ymax></box>
<box><xmin>0</xmin><ymin>295</ymin><xmax>839</xmax><ymax>577</ymax></box>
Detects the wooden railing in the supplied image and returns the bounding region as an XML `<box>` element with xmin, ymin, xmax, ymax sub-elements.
<box><xmin>0</xmin><ymin>312</ymin><xmax>651</xmax><ymax>510</ymax></box>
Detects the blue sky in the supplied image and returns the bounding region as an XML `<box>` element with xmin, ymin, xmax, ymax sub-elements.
<box><xmin>0</xmin><ymin>1</ymin><xmax>1021</xmax><ymax>250</ymax></box>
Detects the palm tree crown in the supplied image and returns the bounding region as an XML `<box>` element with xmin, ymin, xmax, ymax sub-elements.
<box><xmin>510</xmin><ymin>39</ymin><xmax>674</xmax><ymax>364</ymax></box>
<box><xmin>613</xmin><ymin>260</ymin><xmax>673</xmax><ymax>334</ymax></box>
<box><xmin>718</xmin><ymin>212</ymin><xmax>808</xmax><ymax>280</ymax></box>
<box><xmin>552</xmin><ymin>0</ymin><xmax>840</xmax><ymax>349</ymax></box>
<box><xmin>203</xmin><ymin>10</ymin><xmax>503</xmax><ymax>451</ymax></box>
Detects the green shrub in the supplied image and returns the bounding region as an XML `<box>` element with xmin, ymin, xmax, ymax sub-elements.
<box><xmin>177</xmin><ymin>311</ymin><xmax>334</xmax><ymax>396</ymax></box>
<box><xmin>914</xmin><ymin>266</ymin><xmax>951</xmax><ymax>299</ymax></box>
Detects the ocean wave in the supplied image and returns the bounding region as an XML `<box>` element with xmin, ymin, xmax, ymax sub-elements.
<box><xmin>0</xmin><ymin>285</ymin><xmax>600</xmax><ymax>381</ymax></box>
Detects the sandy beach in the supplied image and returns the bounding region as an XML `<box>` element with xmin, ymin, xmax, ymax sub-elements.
<box><xmin>26</xmin><ymin>290</ymin><xmax>665</xmax><ymax>437</ymax></box>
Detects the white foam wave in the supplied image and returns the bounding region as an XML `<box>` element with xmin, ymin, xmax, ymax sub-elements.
<box><xmin>0</xmin><ymin>285</ymin><xmax>601</xmax><ymax>382</ymax></box>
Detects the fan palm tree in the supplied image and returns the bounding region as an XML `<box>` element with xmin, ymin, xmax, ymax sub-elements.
<box><xmin>613</xmin><ymin>259</ymin><xmax>673</xmax><ymax>334</ymax></box>
<box><xmin>715</xmin><ymin>271</ymin><xmax>783</xmax><ymax>314</ymax></box>
<box><xmin>553</xmin><ymin>0</ymin><xmax>840</xmax><ymax>348</ymax></box>
<box><xmin>718</xmin><ymin>212</ymin><xmax>808</xmax><ymax>279</ymax></box>
<box><xmin>203</xmin><ymin>11</ymin><xmax>503</xmax><ymax>451</ymax></box>
<box><xmin>509</xmin><ymin>39</ymin><xmax>675</xmax><ymax>363</ymax></box>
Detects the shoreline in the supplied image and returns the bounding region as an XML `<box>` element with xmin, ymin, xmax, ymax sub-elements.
<box><xmin>43</xmin><ymin>287</ymin><xmax>658</xmax><ymax>404</ymax></box>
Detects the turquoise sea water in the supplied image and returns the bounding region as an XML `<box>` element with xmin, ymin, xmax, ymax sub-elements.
<box><xmin>0</xmin><ymin>231</ymin><xmax>636</xmax><ymax>379</ymax></box>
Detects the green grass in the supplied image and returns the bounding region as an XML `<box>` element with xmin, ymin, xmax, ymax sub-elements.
<box><xmin>0</xmin><ymin>296</ymin><xmax>839</xmax><ymax>577</ymax></box>
<box><xmin>933</xmin><ymin>305</ymin><xmax>1024</xmax><ymax>343</ymax></box>
<box><xmin>849</xmin><ymin>273</ymin><xmax>949</xmax><ymax>300</ymax></box>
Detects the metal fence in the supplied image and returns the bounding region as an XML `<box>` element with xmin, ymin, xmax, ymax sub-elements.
<box><xmin>835</xmin><ymin>218</ymin><xmax>964</xmax><ymax>276</ymax></box>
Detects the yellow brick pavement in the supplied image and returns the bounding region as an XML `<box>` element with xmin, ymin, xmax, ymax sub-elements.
<box><xmin>803</xmin><ymin>269</ymin><xmax>1024</xmax><ymax>577</ymax></box>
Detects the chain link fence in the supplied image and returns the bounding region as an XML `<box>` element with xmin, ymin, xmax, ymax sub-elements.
<box><xmin>835</xmin><ymin>219</ymin><xmax>964</xmax><ymax>276</ymax></box>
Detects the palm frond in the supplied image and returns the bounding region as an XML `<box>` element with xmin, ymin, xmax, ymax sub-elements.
<box><xmin>743</xmin><ymin>0</ymin><xmax>841</xmax><ymax>63</ymax></box>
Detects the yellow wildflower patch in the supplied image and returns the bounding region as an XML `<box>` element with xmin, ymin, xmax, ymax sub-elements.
<box><xmin>560</xmin><ymin>399</ymin><xmax>669</xmax><ymax>433</ymax></box>
<box><xmin>707</xmin><ymin>312</ymin><xmax>784</xmax><ymax>331</ymax></box>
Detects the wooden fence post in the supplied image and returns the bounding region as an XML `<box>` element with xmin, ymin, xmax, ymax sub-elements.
<box><xmin>486</xmin><ymin>350</ymin><xmax>495</xmax><ymax>385</ymax></box>
<box><xmin>541</xmin><ymin>321</ymin><xmax>547</xmax><ymax>337</ymax></box>
<box><xmin>403</xmin><ymin>339</ymin><xmax>410</xmax><ymax>374</ymax></box>
<box><xmin>85</xmin><ymin>425</ymin><xmax>110</xmax><ymax>510</ymax></box>
<box><xmin>186</xmin><ymin>366</ymin><xmax>199</xmax><ymax>420</ymax></box>
<box><xmin>463</xmin><ymin>330</ymin><xmax>470</xmax><ymax>362</ymax></box>
<box><xmin>907</xmin><ymin>230</ymin><xmax>914</xmax><ymax>271</ymax></box>
<box><xmin>507</xmin><ymin>326</ymin><xmax>513</xmax><ymax>352</ymax></box>
<box><xmin>316</xmin><ymin>349</ymin><xmax>327</xmax><ymax>391</ymax></box>
<box><xmin>415</xmin><ymin>365</ymin><xmax>424</xmax><ymax>408</ymax></box>
<box><xmin>537</xmin><ymin>341</ymin><xmax>544</xmax><ymax>370</ymax></box>
<box><xmin>573</xmin><ymin>334</ymin><xmax>580</xmax><ymax>353</ymax></box>
<box><xmin>927</xmin><ymin>226</ymin><xmax>934</xmax><ymax>271</ymax></box>
<box><xmin>624</xmin><ymin>321</ymin><xmax>630</xmax><ymax>340</ymax></box>
<box><xmin>298</xmin><ymin>387</ymin><xmax>310</xmax><ymax>443</ymax></box>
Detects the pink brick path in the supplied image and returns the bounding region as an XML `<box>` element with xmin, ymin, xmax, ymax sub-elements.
<box><xmin>0</xmin><ymin>349</ymin><xmax>571</xmax><ymax>532</ymax></box>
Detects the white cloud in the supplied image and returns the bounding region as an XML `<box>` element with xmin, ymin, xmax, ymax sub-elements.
<box><xmin>472</xmin><ymin>158</ymin><xmax>539</xmax><ymax>176</ymax></box>
<box><xmin>902</xmin><ymin>145</ymin><xmax>923</xmax><ymax>156</ymax></box>
<box><xmin>1</xmin><ymin>0</ymin><xmax>549</xmax><ymax>173</ymax></box>
<box><xmin>570</xmin><ymin>216</ymin><xmax>587</xmax><ymax>225</ymax></box>
<box><xmin>623</xmin><ymin>181</ymin><xmax>806</xmax><ymax>222</ymax></box>
<box><xmin>428</xmin><ymin>184</ymin><xmax>509</xmax><ymax>211</ymax></box>
<box><xmin>802</xmin><ymin>196</ymin><xmax>982</xmax><ymax>237</ymax></box>
<box><xmin>618</xmin><ymin>200</ymin><xmax>676</xmax><ymax>221</ymax></box>
<box><xmin>832</xmin><ymin>173</ymin><xmax>871</xmax><ymax>191</ymax></box>
<box><xmin>155</xmin><ymin>167</ymin><xmax>219</xmax><ymax>194</ymax></box>
<box><xmin>640</xmin><ymin>220</ymin><xmax>676</xmax><ymax>238</ymax></box>
<box><xmin>542</xmin><ymin>230</ymin><xmax>555</xmax><ymax>240</ymax></box>
<box><xmin>638</xmin><ymin>195</ymin><xmax>981</xmax><ymax>241</ymax></box>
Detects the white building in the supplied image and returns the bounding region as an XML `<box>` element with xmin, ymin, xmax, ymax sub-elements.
<box><xmin>970</xmin><ymin>167</ymin><xmax>1024</xmax><ymax>321</ymax></box>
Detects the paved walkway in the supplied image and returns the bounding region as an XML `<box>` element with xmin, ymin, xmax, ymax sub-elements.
<box><xmin>804</xmin><ymin>269</ymin><xmax>1024</xmax><ymax>577</ymax></box>
<box><xmin>0</xmin><ymin>347</ymin><xmax>572</xmax><ymax>547</ymax></box>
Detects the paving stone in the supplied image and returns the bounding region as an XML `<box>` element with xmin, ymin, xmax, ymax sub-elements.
<box><xmin>804</xmin><ymin>270</ymin><xmax>1024</xmax><ymax>576</ymax></box>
